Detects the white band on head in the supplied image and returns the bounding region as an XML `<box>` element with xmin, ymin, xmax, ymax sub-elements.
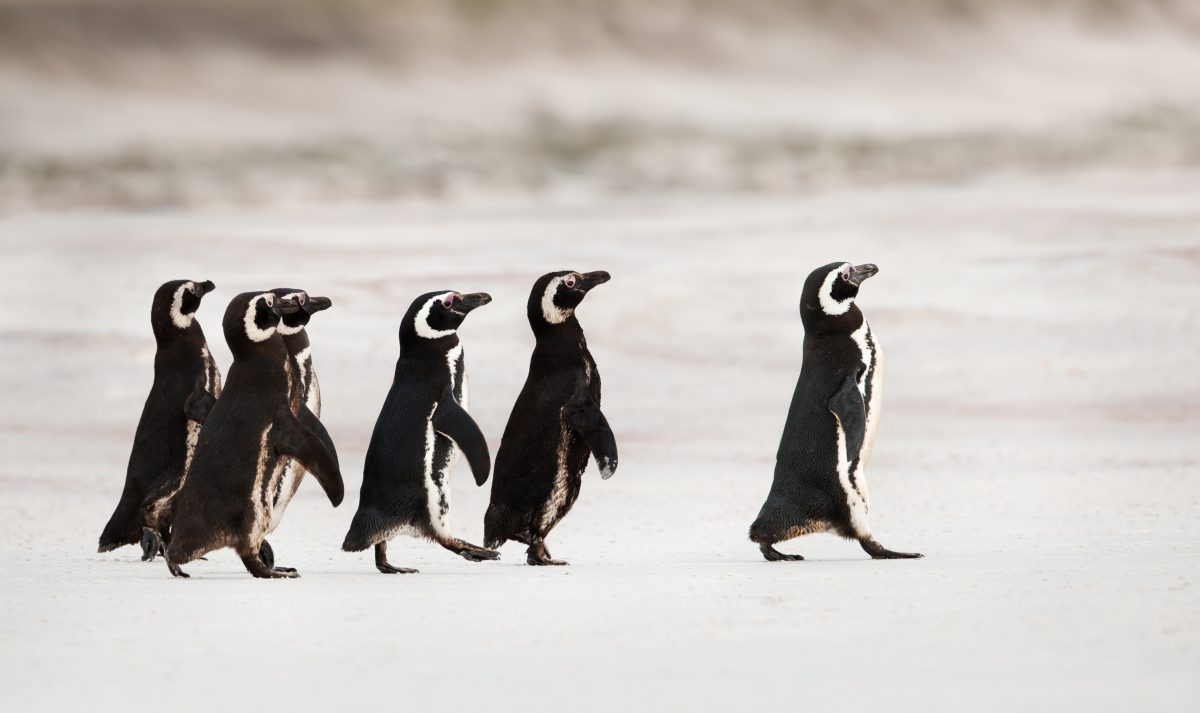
<box><xmin>275</xmin><ymin>292</ymin><xmax>306</xmax><ymax>335</ymax></box>
<box><xmin>169</xmin><ymin>283</ymin><xmax>195</xmax><ymax>329</ymax></box>
<box><xmin>415</xmin><ymin>292</ymin><xmax>457</xmax><ymax>339</ymax></box>
<box><xmin>541</xmin><ymin>277</ymin><xmax>570</xmax><ymax>324</ymax></box>
<box><xmin>819</xmin><ymin>265</ymin><xmax>854</xmax><ymax>316</ymax></box>
<box><xmin>244</xmin><ymin>295</ymin><xmax>275</xmax><ymax>342</ymax></box>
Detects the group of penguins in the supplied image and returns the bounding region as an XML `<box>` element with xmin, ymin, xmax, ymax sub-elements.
<box><xmin>98</xmin><ymin>263</ymin><xmax>920</xmax><ymax>579</ymax></box>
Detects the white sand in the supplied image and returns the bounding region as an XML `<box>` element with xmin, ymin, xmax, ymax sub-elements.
<box><xmin>1</xmin><ymin>169</ymin><xmax>1197</xmax><ymax>710</ymax></box>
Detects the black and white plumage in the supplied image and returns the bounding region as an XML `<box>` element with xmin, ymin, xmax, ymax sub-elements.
<box><xmin>164</xmin><ymin>291</ymin><xmax>343</xmax><ymax>579</ymax></box>
<box><xmin>254</xmin><ymin>288</ymin><xmax>334</xmax><ymax>572</ymax></box>
<box><xmin>342</xmin><ymin>290</ymin><xmax>498</xmax><ymax>574</ymax></box>
<box><xmin>98</xmin><ymin>279</ymin><xmax>221</xmax><ymax>559</ymax></box>
<box><xmin>749</xmin><ymin>262</ymin><xmax>921</xmax><ymax>561</ymax></box>
<box><xmin>484</xmin><ymin>270</ymin><xmax>617</xmax><ymax>566</ymax></box>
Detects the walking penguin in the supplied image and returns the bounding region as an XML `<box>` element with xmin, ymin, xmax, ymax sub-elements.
<box><xmin>484</xmin><ymin>270</ymin><xmax>618</xmax><ymax>565</ymax></box>
<box><xmin>749</xmin><ymin>262</ymin><xmax>922</xmax><ymax>561</ymax></box>
<box><xmin>342</xmin><ymin>290</ymin><xmax>499</xmax><ymax>573</ymax></box>
<box><xmin>165</xmin><ymin>291</ymin><xmax>343</xmax><ymax>578</ymax></box>
<box><xmin>255</xmin><ymin>287</ymin><xmax>334</xmax><ymax>571</ymax></box>
<box><xmin>98</xmin><ymin>279</ymin><xmax>221</xmax><ymax>559</ymax></box>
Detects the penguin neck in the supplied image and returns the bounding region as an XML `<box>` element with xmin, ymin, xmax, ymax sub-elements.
<box><xmin>801</xmin><ymin>303</ymin><xmax>864</xmax><ymax>336</ymax></box>
<box><xmin>154</xmin><ymin>322</ymin><xmax>203</xmax><ymax>350</ymax></box>
<box><xmin>532</xmin><ymin>313</ymin><xmax>584</xmax><ymax>341</ymax></box>
<box><xmin>280</xmin><ymin>329</ymin><xmax>311</xmax><ymax>356</ymax></box>
<box><xmin>399</xmin><ymin>333</ymin><xmax>460</xmax><ymax>365</ymax></box>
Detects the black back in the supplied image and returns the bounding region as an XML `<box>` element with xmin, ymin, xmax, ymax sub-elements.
<box><xmin>486</xmin><ymin>271</ymin><xmax>603</xmax><ymax>543</ymax></box>
<box><xmin>754</xmin><ymin>261</ymin><xmax>871</xmax><ymax>538</ymax></box>
<box><xmin>166</xmin><ymin>291</ymin><xmax>291</xmax><ymax>560</ymax></box>
<box><xmin>98</xmin><ymin>279</ymin><xmax>217</xmax><ymax>551</ymax></box>
<box><xmin>345</xmin><ymin>291</ymin><xmax>473</xmax><ymax>544</ymax></box>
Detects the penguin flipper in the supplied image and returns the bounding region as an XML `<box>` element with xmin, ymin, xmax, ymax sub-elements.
<box><xmin>184</xmin><ymin>384</ymin><xmax>216</xmax><ymax>424</ymax></box>
<box><xmin>828</xmin><ymin>373</ymin><xmax>866</xmax><ymax>458</ymax></box>
<box><xmin>299</xmin><ymin>405</ymin><xmax>340</xmax><ymax>472</ymax></box>
<box><xmin>433</xmin><ymin>386</ymin><xmax>491</xmax><ymax>486</ymax></box>
<box><xmin>272</xmin><ymin>409</ymin><xmax>344</xmax><ymax>507</ymax></box>
<box><xmin>564</xmin><ymin>389</ymin><xmax>618</xmax><ymax>479</ymax></box>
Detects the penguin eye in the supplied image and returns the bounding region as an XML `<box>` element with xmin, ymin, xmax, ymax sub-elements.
<box><xmin>839</xmin><ymin>266</ymin><xmax>851</xmax><ymax>281</ymax></box>
<box><xmin>263</xmin><ymin>294</ymin><xmax>275</xmax><ymax>306</ymax></box>
<box><xmin>564</xmin><ymin>275</ymin><xmax>577</xmax><ymax>289</ymax></box>
<box><xmin>442</xmin><ymin>294</ymin><xmax>456</xmax><ymax>308</ymax></box>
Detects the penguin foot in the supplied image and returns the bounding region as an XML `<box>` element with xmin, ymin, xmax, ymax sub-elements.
<box><xmin>140</xmin><ymin>529</ymin><xmax>162</xmax><ymax>562</ymax></box>
<box><xmin>526</xmin><ymin>553</ymin><xmax>568</xmax><ymax>566</ymax></box>
<box><xmin>240</xmin><ymin>554</ymin><xmax>300</xmax><ymax>579</ymax></box>
<box><xmin>526</xmin><ymin>540</ymin><xmax>567</xmax><ymax>566</ymax></box>
<box><xmin>439</xmin><ymin>537</ymin><xmax>500</xmax><ymax>563</ymax></box>
<box><xmin>166</xmin><ymin>560</ymin><xmax>190</xmax><ymax>578</ymax></box>
<box><xmin>860</xmin><ymin>539</ymin><xmax>923</xmax><ymax>560</ymax></box>
<box><xmin>258</xmin><ymin>540</ymin><xmax>276</xmax><ymax>570</ymax></box>
<box><xmin>759</xmin><ymin>544</ymin><xmax>804</xmax><ymax>562</ymax></box>
<box><xmin>374</xmin><ymin>542</ymin><xmax>418</xmax><ymax>574</ymax></box>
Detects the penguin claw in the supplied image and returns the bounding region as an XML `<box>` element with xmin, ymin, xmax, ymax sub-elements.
<box><xmin>527</xmin><ymin>555</ymin><xmax>568</xmax><ymax>566</ymax></box>
<box><xmin>759</xmin><ymin>544</ymin><xmax>804</xmax><ymax>562</ymax></box>
<box><xmin>459</xmin><ymin>548</ymin><xmax>501</xmax><ymax>563</ymax></box>
<box><xmin>871</xmin><ymin>550</ymin><xmax>924</xmax><ymax>560</ymax></box>
<box><xmin>272</xmin><ymin>567</ymin><xmax>298</xmax><ymax>574</ymax></box>
<box><xmin>377</xmin><ymin>564</ymin><xmax>419</xmax><ymax>574</ymax></box>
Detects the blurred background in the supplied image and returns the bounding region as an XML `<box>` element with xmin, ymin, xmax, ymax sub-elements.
<box><xmin>2</xmin><ymin>0</ymin><xmax>1199</xmax><ymax>210</ymax></box>
<box><xmin>2</xmin><ymin>3</ymin><xmax>1199</xmax><ymax>712</ymax></box>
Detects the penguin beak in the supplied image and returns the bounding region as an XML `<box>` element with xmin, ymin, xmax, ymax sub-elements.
<box><xmin>455</xmin><ymin>293</ymin><xmax>492</xmax><ymax>314</ymax></box>
<box><xmin>271</xmin><ymin>296</ymin><xmax>303</xmax><ymax>317</ymax></box>
<box><xmin>577</xmin><ymin>271</ymin><xmax>611</xmax><ymax>292</ymax></box>
<box><xmin>849</xmin><ymin>264</ymin><xmax>878</xmax><ymax>286</ymax></box>
<box><xmin>197</xmin><ymin>280</ymin><xmax>215</xmax><ymax>296</ymax></box>
<box><xmin>303</xmin><ymin>296</ymin><xmax>333</xmax><ymax>314</ymax></box>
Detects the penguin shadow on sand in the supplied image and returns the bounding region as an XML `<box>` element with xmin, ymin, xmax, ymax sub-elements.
<box><xmin>749</xmin><ymin>261</ymin><xmax>922</xmax><ymax>563</ymax></box>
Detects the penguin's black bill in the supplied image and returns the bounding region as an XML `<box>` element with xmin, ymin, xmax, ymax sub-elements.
<box><xmin>303</xmin><ymin>296</ymin><xmax>333</xmax><ymax>314</ymax></box>
<box><xmin>455</xmin><ymin>293</ymin><xmax>492</xmax><ymax>313</ymax></box>
<box><xmin>197</xmin><ymin>280</ymin><xmax>215</xmax><ymax>296</ymax></box>
<box><xmin>577</xmin><ymin>271</ymin><xmax>611</xmax><ymax>291</ymax></box>
<box><xmin>270</xmin><ymin>297</ymin><xmax>304</xmax><ymax>317</ymax></box>
<box><xmin>849</xmin><ymin>264</ymin><xmax>878</xmax><ymax>286</ymax></box>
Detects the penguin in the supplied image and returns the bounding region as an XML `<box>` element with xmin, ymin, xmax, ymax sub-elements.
<box><xmin>484</xmin><ymin>270</ymin><xmax>618</xmax><ymax>566</ymax></box>
<box><xmin>748</xmin><ymin>261</ymin><xmax>922</xmax><ymax>561</ymax></box>
<box><xmin>342</xmin><ymin>290</ymin><xmax>499</xmax><ymax>574</ymax></box>
<box><xmin>255</xmin><ymin>287</ymin><xmax>334</xmax><ymax>572</ymax></box>
<box><xmin>164</xmin><ymin>291</ymin><xmax>343</xmax><ymax>578</ymax></box>
<box><xmin>98</xmin><ymin>279</ymin><xmax>221</xmax><ymax>560</ymax></box>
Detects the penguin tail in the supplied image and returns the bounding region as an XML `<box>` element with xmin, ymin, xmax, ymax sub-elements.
<box><xmin>98</xmin><ymin>491</ymin><xmax>143</xmax><ymax>552</ymax></box>
<box><xmin>483</xmin><ymin>503</ymin><xmax>512</xmax><ymax>550</ymax></box>
<box><xmin>342</xmin><ymin>508</ymin><xmax>385</xmax><ymax>552</ymax></box>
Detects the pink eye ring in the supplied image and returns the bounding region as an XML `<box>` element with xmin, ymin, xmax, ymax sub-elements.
<box><xmin>263</xmin><ymin>293</ymin><xmax>275</xmax><ymax>306</ymax></box>
<box><xmin>443</xmin><ymin>293</ymin><xmax>457</xmax><ymax>308</ymax></box>
<box><xmin>564</xmin><ymin>275</ymin><xmax>577</xmax><ymax>288</ymax></box>
<box><xmin>840</xmin><ymin>265</ymin><xmax>851</xmax><ymax>281</ymax></box>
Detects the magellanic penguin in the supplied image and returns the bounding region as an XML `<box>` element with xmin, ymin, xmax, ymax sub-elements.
<box><xmin>165</xmin><ymin>291</ymin><xmax>343</xmax><ymax>578</ymax></box>
<box><xmin>98</xmin><ymin>279</ymin><xmax>221</xmax><ymax>559</ymax></box>
<box><xmin>342</xmin><ymin>290</ymin><xmax>499</xmax><ymax>574</ymax></box>
<box><xmin>484</xmin><ymin>270</ymin><xmax>617</xmax><ymax>566</ymax></box>
<box><xmin>254</xmin><ymin>287</ymin><xmax>334</xmax><ymax>572</ymax></box>
<box><xmin>749</xmin><ymin>262</ymin><xmax>922</xmax><ymax>561</ymax></box>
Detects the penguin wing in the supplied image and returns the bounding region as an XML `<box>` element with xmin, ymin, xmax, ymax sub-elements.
<box><xmin>183</xmin><ymin>377</ymin><xmax>217</xmax><ymax>424</ymax></box>
<box><xmin>564</xmin><ymin>386</ymin><xmax>618</xmax><ymax>479</ymax></box>
<box><xmin>272</xmin><ymin>408</ymin><xmax>345</xmax><ymax>507</ymax></box>
<box><xmin>299</xmin><ymin>405</ymin><xmax>340</xmax><ymax>472</ymax></box>
<box><xmin>433</xmin><ymin>385</ymin><xmax>491</xmax><ymax>486</ymax></box>
<box><xmin>828</xmin><ymin>372</ymin><xmax>866</xmax><ymax>459</ymax></box>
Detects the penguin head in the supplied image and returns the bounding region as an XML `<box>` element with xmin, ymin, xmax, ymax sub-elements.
<box><xmin>528</xmin><ymin>270</ymin><xmax>611</xmax><ymax>330</ymax></box>
<box><xmin>270</xmin><ymin>288</ymin><xmax>333</xmax><ymax>336</ymax></box>
<box><xmin>222</xmin><ymin>290</ymin><xmax>302</xmax><ymax>355</ymax></box>
<box><xmin>400</xmin><ymin>290</ymin><xmax>492</xmax><ymax>347</ymax></box>
<box><xmin>801</xmin><ymin>262</ymin><xmax>878</xmax><ymax>329</ymax></box>
<box><xmin>151</xmin><ymin>279</ymin><xmax>215</xmax><ymax>339</ymax></box>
